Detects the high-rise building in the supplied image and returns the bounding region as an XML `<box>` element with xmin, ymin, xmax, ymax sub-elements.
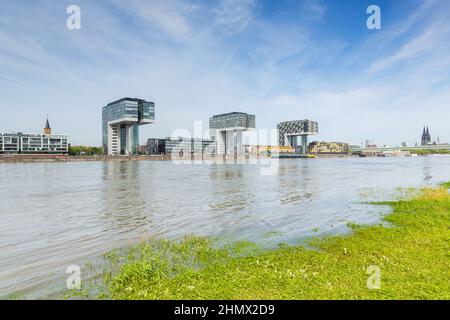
<box><xmin>102</xmin><ymin>98</ymin><xmax>155</xmax><ymax>155</ymax></box>
<box><xmin>209</xmin><ymin>112</ymin><xmax>256</xmax><ymax>155</ymax></box>
<box><xmin>421</xmin><ymin>126</ymin><xmax>431</xmax><ymax>146</ymax></box>
<box><xmin>277</xmin><ymin>120</ymin><xmax>318</xmax><ymax>154</ymax></box>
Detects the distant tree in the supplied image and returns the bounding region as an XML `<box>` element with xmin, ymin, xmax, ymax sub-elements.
<box><xmin>68</xmin><ymin>145</ymin><xmax>104</xmax><ymax>156</ymax></box>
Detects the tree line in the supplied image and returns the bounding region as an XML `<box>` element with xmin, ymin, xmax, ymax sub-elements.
<box><xmin>68</xmin><ymin>145</ymin><xmax>103</xmax><ymax>156</ymax></box>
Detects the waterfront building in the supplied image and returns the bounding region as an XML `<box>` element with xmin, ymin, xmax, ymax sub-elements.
<box><xmin>137</xmin><ymin>145</ymin><xmax>147</xmax><ymax>155</ymax></box>
<box><xmin>145</xmin><ymin>137</ymin><xmax>216</xmax><ymax>157</ymax></box>
<box><xmin>277</xmin><ymin>120</ymin><xmax>318</xmax><ymax>154</ymax></box>
<box><xmin>146</xmin><ymin>138</ymin><xmax>166</xmax><ymax>155</ymax></box>
<box><xmin>245</xmin><ymin>145</ymin><xmax>295</xmax><ymax>156</ymax></box>
<box><xmin>0</xmin><ymin>118</ymin><xmax>68</xmax><ymax>154</ymax></box>
<box><xmin>102</xmin><ymin>98</ymin><xmax>155</xmax><ymax>155</ymax></box>
<box><xmin>308</xmin><ymin>141</ymin><xmax>349</xmax><ymax>155</ymax></box>
<box><xmin>209</xmin><ymin>112</ymin><xmax>256</xmax><ymax>155</ymax></box>
<box><xmin>421</xmin><ymin>126</ymin><xmax>431</xmax><ymax>146</ymax></box>
<box><xmin>365</xmin><ymin>139</ymin><xmax>377</xmax><ymax>148</ymax></box>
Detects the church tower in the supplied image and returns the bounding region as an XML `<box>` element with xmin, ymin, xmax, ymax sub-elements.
<box><xmin>421</xmin><ymin>126</ymin><xmax>426</xmax><ymax>146</ymax></box>
<box><xmin>43</xmin><ymin>117</ymin><xmax>52</xmax><ymax>135</ymax></box>
<box><xmin>421</xmin><ymin>126</ymin><xmax>431</xmax><ymax>145</ymax></box>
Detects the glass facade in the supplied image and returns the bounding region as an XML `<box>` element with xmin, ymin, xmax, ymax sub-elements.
<box><xmin>139</xmin><ymin>101</ymin><xmax>155</xmax><ymax>121</ymax></box>
<box><xmin>145</xmin><ymin>137</ymin><xmax>216</xmax><ymax>157</ymax></box>
<box><xmin>146</xmin><ymin>138</ymin><xmax>166</xmax><ymax>155</ymax></box>
<box><xmin>209</xmin><ymin>112</ymin><xmax>256</xmax><ymax>155</ymax></box>
<box><xmin>165</xmin><ymin>137</ymin><xmax>216</xmax><ymax>157</ymax></box>
<box><xmin>209</xmin><ymin>112</ymin><xmax>256</xmax><ymax>130</ymax></box>
<box><xmin>131</xmin><ymin>123</ymin><xmax>139</xmax><ymax>155</ymax></box>
<box><xmin>120</xmin><ymin>125</ymin><xmax>127</xmax><ymax>155</ymax></box>
<box><xmin>102</xmin><ymin>98</ymin><xmax>155</xmax><ymax>155</ymax></box>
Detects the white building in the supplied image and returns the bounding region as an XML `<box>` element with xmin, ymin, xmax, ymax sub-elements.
<box><xmin>0</xmin><ymin>118</ymin><xmax>68</xmax><ymax>154</ymax></box>
<box><xmin>209</xmin><ymin>112</ymin><xmax>256</xmax><ymax>155</ymax></box>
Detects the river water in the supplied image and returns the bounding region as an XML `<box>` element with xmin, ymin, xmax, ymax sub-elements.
<box><xmin>1</xmin><ymin>156</ymin><xmax>449</xmax><ymax>298</ymax></box>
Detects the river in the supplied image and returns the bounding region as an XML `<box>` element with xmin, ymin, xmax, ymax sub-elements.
<box><xmin>1</xmin><ymin>156</ymin><xmax>449</xmax><ymax>298</ymax></box>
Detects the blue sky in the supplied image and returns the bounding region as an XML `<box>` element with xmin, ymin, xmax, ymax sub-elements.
<box><xmin>1</xmin><ymin>0</ymin><xmax>450</xmax><ymax>146</ymax></box>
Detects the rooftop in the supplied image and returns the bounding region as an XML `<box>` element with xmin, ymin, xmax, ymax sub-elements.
<box><xmin>211</xmin><ymin>112</ymin><xmax>253</xmax><ymax>118</ymax></box>
<box><xmin>105</xmin><ymin>97</ymin><xmax>154</xmax><ymax>107</ymax></box>
<box><xmin>279</xmin><ymin>119</ymin><xmax>316</xmax><ymax>124</ymax></box>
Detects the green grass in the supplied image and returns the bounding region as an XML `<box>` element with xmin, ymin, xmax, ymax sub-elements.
<box><xmin>103</xmin><ymin>186</ymin><xmax>450</xmax><ymax>300</ymax></box>
<box><xmin>407</xmin><ymin>149</ymin><xmax>450</xmax><ymax>155</ymax></box>
<box><xmin>440</xmin><ymin>181</ymin><xmax>450</xmax><ymax>189</ymax></box>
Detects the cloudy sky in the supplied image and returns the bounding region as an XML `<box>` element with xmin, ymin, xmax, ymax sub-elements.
<box><xmin>1</xmin><ymin>0</ymin><xmax>450</xmax><ymax>146</ymax></box>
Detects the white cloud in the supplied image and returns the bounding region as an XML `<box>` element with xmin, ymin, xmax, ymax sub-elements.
<box><xmin>213</xmin><ymin>0</ymin><xmax>257</xmax><ymax>34</ymax></box>
<box><xmin>111</xmin><ymin>0</ymin><xmax>198</xmax><ymax>41</ymax></box>
<box><xmin>368</xmin><ymin>22</ymin><xmax>450</xmax><ymax>74</ymax></box>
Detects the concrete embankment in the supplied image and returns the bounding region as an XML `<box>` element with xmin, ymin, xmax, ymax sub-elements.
<box><xmin>0</xmin><ymin>154</ymin><xmax>170</xmax><ymax>163</ymax></box>
<box><xmin>0</xmin><ymin>154</ymin><xmax>355</xmax><ymax>163</ymax></box>
<box><xmin>0</xmin><ymin>154</ymin><xmax>266</xmax><ymax>163</ymax></box>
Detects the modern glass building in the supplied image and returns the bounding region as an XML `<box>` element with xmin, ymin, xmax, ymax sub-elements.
<box><xmin>102</xmin><ymin>98</ymin><xmax>155</xmax><ymax>155</ymax></box>
<box><xmin>209</xmin><ymin>112</ymin><xmax>256</xmax><ymax>155</ymax></box>
<box><xmin>277</xmin><ymin>120</ymin><xmax>319</xmax><ymax>154</ymax></box>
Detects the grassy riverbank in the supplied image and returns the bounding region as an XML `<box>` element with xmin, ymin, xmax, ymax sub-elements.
<box><xmin>103</xmin><ymin>183</ymin><xmax>450</xmax><ymax>300</ymax></box>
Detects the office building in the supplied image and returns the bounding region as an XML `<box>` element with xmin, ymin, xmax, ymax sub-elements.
<box><xmin>0</xmin><ymin>118</ymin><xmax>68</xmax><ymax>154</ymax></box>
<box><xmin>209</xmin><ymin>112</ymin><xmax>256</xmax><ymax>155</ymax></box>
<box><xmin>145</xmin><ymin>137</ymin><xmax>216</xmax><ymax>157</ymax></box>
<box><xmin>146</xmin><ymin>138</ymin><xmax>166</xmax><ymax>155</ymax></box>
<box><xmin>277</xmin><ymin>120</ymin><xmax>318</xmax><ymax>154</ymax></box>
<box><xmin>102</xmin><ymin>98</ymin><xmax>155</xmax><ymax>155</ymax></box>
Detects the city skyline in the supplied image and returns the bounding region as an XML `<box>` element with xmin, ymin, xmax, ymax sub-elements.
<box><xmin>1</xmin><ymin>0</ymin><xmax>450</xmax><ymax>146</ymax></box>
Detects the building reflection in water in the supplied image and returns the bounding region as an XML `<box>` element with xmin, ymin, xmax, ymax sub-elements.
<box><xmin>207</xmin><ymin>164</ymin><xmax>256</xmax><ymax>214</ymax></box>
<box><xmin>422</xmin><ymin>157</ymin><xmax>433</xmax><ymax>183</ymax></box>
<box><xmin>276</xmin><ymin>160</ymin><xmax>316</xmax><ymax>205</ymax></box>
<box><xmin>100</xmin><ymin>161</ymin><xmax>153</xmax><ymax>237</ymax></box>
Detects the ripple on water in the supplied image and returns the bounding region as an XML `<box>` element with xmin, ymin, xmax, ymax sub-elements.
<box><xmin>1</xmin><ymin>157</ymin><xmax>450</xmax><ymax>298</ymax></box>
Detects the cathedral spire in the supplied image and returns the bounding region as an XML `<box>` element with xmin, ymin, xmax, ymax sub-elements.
<box><xmin>421</xmin><ymin>125</ymin><xmax>431</xmax><ymax>146</ymax></box>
